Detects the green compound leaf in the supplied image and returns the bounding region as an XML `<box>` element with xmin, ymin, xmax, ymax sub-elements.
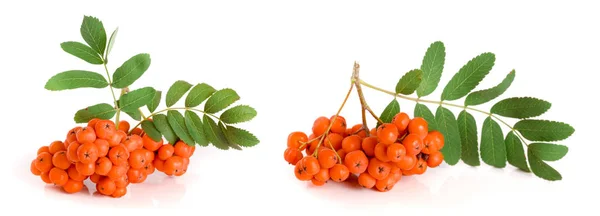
<box><xmin>204</xmin><ymin>88</ymin><xmax>240</xmax><ymax>114</ymax></box>
<box><xmin>505</xmin><ymin>131</ymin><xmax>530</xmax><ymax>172</ymax></box>
<box><xmin>185</xmin><ymin>111</ymin><xmax>209</xmax><ymax>147</ymax></box>
<box><xmin>45</xmin><ymin>70</ymin><xmax>108</xmax><ymax>91</ymax></box>
<box><xmin>480</xmin><ymin>117</ymin><xmax>507</xmax><ymax>168</ymax></box>
<box><xmin>414</xmin><ymin>103</ymin><xmax>437</xmax><ymax>131</ymax></box>
<box><xmin>147</xmin><ymin>90</ymin><xmax>162</xmax><ymax>113</ymax></box>
<box><xmin>220</xmin><ymin>105</ymin><xmax>257</xmax><ymax>124</ymax></box>
<box><xmin>167</xmin><ymin>110</ymin><xmax>195</xmax><ymax>146</ymax></box>
<box><xmin>119</xmin><ymin>87</ymin><xmax>156</xmax><ymax>112</ymax></box>
<box><xmin>153</xmin><ymin>114</ymin><xmax>178</xmax><ymax>144</ymax></box>
<box><xmin>395</xmin><ymin>69</ymin><xmax>423</xmax><ymax>95</ymax></box>
<box><xmin>528</xmin><ymin>147</ymin><xmax>562</xmax><ymax>181</ymax></box>
<box><xmin>491</xmin><ymin>97</ymin><xmax>551</xmax><ymax>119</ymax></box>
<box><xmin>79</xmin><ymin>15</ymin><xmax>107</xmax><ymax>55</ymax></box>
<box><xmin>73</xmin><ymin>103</ymin><xmax>116</xmax><ymax>123</ymax></box>
<box><xmin>417</xmin><ymin>41</ymin><xmax>445</xmax><ymax>97</ymax></box>
<box><xmin>141</xmin><ymin>120</ymin><xmax>162</xmax><ymax>142</ymax></box>
<box><xmin>435</xmin><ymin>106</ymin><xmax>461</xmax><ymax>165</ymax></box>
<box><xmin>112</xmin><ymin>53</ymin><xmax>151</xmax><ymax>88</ymax></box>
<box><xmin>166</xmin><ymin>80</ymin><xmax>193</xmax><ymax>107</ymax></box>
<box><xmin>514</xmin><ymin>119</ymin><xmax>575</xmax><ymax>142</ymax></box>
<box><xmin>528</xmin><ymin>143</ymin><xmax>568</xmax><ymax>162</ymax></box>
<box><xmin>203</xmin><ymin>115</ymin><xmax>230</xmax><ymax>150</ymax></box>
<box><xmin>378</xmin><ymin>99</ymin><xmax>400</xmax><ymax>127</ymax></box>
<box><xmin>457</xmin><ymin>110</ymin><xmax>480</xmax><ymax>166</ymax></box>
<box><xmin>224</xmin><ymin>125</ymin><xmax>260</xmax><ymax>148</ymax></box>
<box><xmin>441</xmin><ymin>52</ymin><xmax>495</xmax><ymax>101</ymax></box>
<box><xmin>185</xmin><ymin>83</ymin><xmax>216</xmax><ymax>108</ymax></box>
<box><xmin>465</xmin><ymin>70</ymin><xmax>515</xmax><ymax>106</ymax></box>
<box><xmin>60</xmin><ymin>42</ymin><xmax>103</xmax><ymax>64</ymax></box>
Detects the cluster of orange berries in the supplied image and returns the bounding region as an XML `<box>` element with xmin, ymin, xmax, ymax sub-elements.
<box><xmin>30</xmin><ymin>118</ymin><xmax>195</xmax><ymax>198</ymax></box>
<box><xmin>284</xmin><ymin>112</ymin><xmax>445</xmax><ymax>192</ymax></box>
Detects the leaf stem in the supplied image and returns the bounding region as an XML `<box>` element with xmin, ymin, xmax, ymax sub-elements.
<box><xmin>103</xmin><ymin>62</ymin><xmax>121</xmax><ymax>129</ymax></box>
<box><xmin>357</xmin><ymin>78</ymin><xmax>530</xmax><ymax>145</ymax></box>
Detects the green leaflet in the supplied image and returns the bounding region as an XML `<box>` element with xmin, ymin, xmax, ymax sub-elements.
<box><xmin>528</xmin><ymin>143</ymin><xmax>568</xmax><ymax>161</ymax></box>
<box><xmin>105</xmin><ymin>28</ymin><xmax>118</xmax><ymax>60</ymax></box>
<box><xmin>166</xmin><ymin>80</ymin><xmax>193</xmax><ymax>107</ymax></box>
<box><xmin>79</xmin><ymin>15</ymin><xmax>106</xmax><ymax>55</ymax></box>
<box><xmin>141</xmin><ymin>120</ymin><xmax>162</xmax><ymax>142</ymax></box>
<box><xmin>204</xmin><ymin>88</ymin><xmax>240</xmax><ymax>114</ymax></box>
<box><xmin>395</xmin><ymin>69</ymin><xmax>423</xmax><ymax>95</ymax></box>
<box><xmin>185</xmin><ymin>111</ymin><xmax>209</xmax><ymax>147</ymax></box>
<box><xmin>124</xmin><ymin>109</ymin><xmax>142</xmax><ymax>121</ymax></box>
<box><xmin>153</xmin><ymin>114</ymin><xmax>178</xmax><ymax>144</ymax></box>
<box><xmin>112</xmin><ymin>53</ymin><xmax>151</xmax><ymax>88</ymax></box>
<box><xmin>220</xmin><ymin>105</ymin><xmax>257</xmax><ymax>124</ymax></box>
<box><xmin>441</xmin><ymin>53</ymin><xmax>495</xmax><ymax>101</ymax></box>
<box><xmin>119</xmin><ymin>87</ymin><xmax>156</xmax><ymax>112</ymax></box>
<box><xmin>414</xmin><ymin>103</ymin><xmax>437</xmax><ymax>131</ymax></box>
<box><xmin>435</xmin><ymin>106</ymin><xmax>461</xmax><ymax>165</ymax></box>
<box><xmin>480</xmin><ymin>117</ymin><xmax>506</xmax><ymax>168</ymax></box>
<box><xmin>185</xmin><ymin>83</ymin><xmax>216</xmax><ymax>108</ymax></box>
<box><xmin>417</xmin><ymin>41</ymin><xmax>445</xmax><ymax>97</ymax></box>
<box><xmin>457</xmin><ymin>110</ymin><xmax>480</xmax><ymax>166</ymax></box>
<box><xmin>491</xmin><ymin>97</ymin><xmax>551</xmax><ymax>119</ymax></box>
<box><xmin>167</xmin><ymin>110</ymin><xmax>195</xmax><ymax>146</ymax></box>
<box><xmin>224</xmin><ymin>125</ymin><xmax>260</xmax><ymax>147</ymax></box>
<box><xmin>73</xmin><ymin>103</ymin><xmax>116</xmax><ymax>123</ymax></box>
<box><xmin>528</xmin><ymin>148</ymin><xmax>562</xmax><ymax>181</ymax></box>
<box><xmin>465</xmin><ymin>70</ymin><xmax>515</xmax><ymax>106</ymax></box>
<box><xmin>378</xmin><ymin>99</ymin><xmax>400</xmax><ymax>127</ymax></box>
<box><xmin>45</xmin><ymin>70</ymin><xmax>108</xmax><ymax>91</ymax></box>
<box><xmin>60</xmin><ymin>41</ymin><xmax>103</xmax><ymax>64</ymax></box>
<box><xmin>505</xmin><ymin>131</ymin><xmax>530</xmax><ymax>172</ymax></box>
<box><xmin>147</xmin><ymin>90</ymin><xmax>162</xmax><ymax>113</ymax></box>
<box><xmin>203</xmin><ymin>115</ymin><xmax>230</xmax><ymax>150</ymax></box>
<box><xmin>219</xmin><ymin>123</ymin><xmax>243</xmax><ymax>150</ymax></box>
<box><xmin>514</xmin><ymin>119</ymin><xmax>575</xmax><ymax>142</ymax></box>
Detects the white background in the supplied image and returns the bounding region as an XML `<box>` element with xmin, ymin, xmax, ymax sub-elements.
<box><xmin>1</xmin><ymin>0</ymin><xmax>598</xmax><ymax>215</ymax></box>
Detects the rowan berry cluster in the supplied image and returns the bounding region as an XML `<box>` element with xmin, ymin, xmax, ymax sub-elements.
<box><xmin>30</xmin><ymin>118</ymin><xmax>195</xmax><ymax>198</ymax></box>
<box><xmin>284</xmin><ymin>113</ymin><xmax>444</xmax><ymax>192</ymax></box>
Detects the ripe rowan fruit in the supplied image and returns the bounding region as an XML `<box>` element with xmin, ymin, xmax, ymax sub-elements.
<box><xmin>76</xmin><ymin>127</ymin><xmax>96</xmax><ymax>144</ymax></box>
<box><xmin>94</xmin><ymin>139</ymin><xmax>110</xmax><ymax>157</ymax></box>
<box><xmin>299</xmin><ymin>156</ymin><xmax>320</xmax><ymax>176</ymax></box>
<box><xmin>49</xmin><ymin>141</ymin><xmax>66</xmax><ymax>154</ymax></box>
<box><xmin>62</xmin><ymin>179</ymin><xmax>83</xmax><ymax>194</ymax></box>
<box><xmin>386</xmin><ymin>143</ymin><xmax>406</xmax><ymax>163</ymax></box>
<box><xmin>284</xmin><ymin>147</ymin><xmax>303</xmax><ymax>165</ymax></box>
<box><xmin>35</xmin><ymin>152</ymin><xmax>54</xmax><ymax>173</ymax></box>
<box><xmin>48</xmin><ymin>167</ymin><xmax>69</xmax><ymax>186</ymax></box>
<box><xmin>374</xmin><ymin>143</ymin><xmax>391</xmax><ymax>162</ymax></box>
<box><xmin>314</xmin><ymin>168</ymin><xmax>330</xmax><ymax>182</ymax></box>
<box><xmin>317</xmin><ymin>148</ymin><xmax>338</xmax><ymax>169</ymax></box>
<box><xmin>329</xmin><ymin>115</ymin><xmax>347</xmax><ymax>134</ymax></box>
<box><xmin>329</xmin><ymin>164</ymin><xmax>350</xmax><ymax>182</ymax></box>
<box><xmin>344</xmin><ymin>150</ymin><xmax>368</xmax><ymax>174</ymax></box>
<box><xmin>408</xmin><ymin>117</ymin><xmax>428</xmax><ymax>140</ymax></box>
<box><xmin>427</xmin><ymin>151</ymin><xmax>444</xmax><ymax>168</ymax></box>
<box><xmin>402</xmin><ymin>134</ymin><xmax>424</xmax><ymax>156</ymax></box>
<box><xmin>288</xmin><ymin>131</ymin><xmax>308</xmax><ymax>149</ymax></box>
<box><xmin>97</xmin><ymin>177</ymin><xmax>117</xmax><ymax>196</ymax></box>
<box><xmin>77</xmin><ymin>142</ymin><xmax>99</xmax><ymax>164</ymax></box>
<box><xmin>358</xmin><ymin>172</ymin><xmax>377</xmax><ymax>189</ymax></box>
<box><xmin>158</xmin><ymin>144</ymin><xmax>175</xmax><ymax>161</ymax></box>
<box><xmin>376</xmin><ymin>123</ymin><xmax>399</xmax><ymax>145</ymax></box>
<box><xmin>392</xmin><ymin>112</ymin><xmax>410</xmax><ymax>136</ymax></box>
<box><xmin>52</xmin><ymin>151</ymin><xmax>71</xmax><ymax>170</ymax></box>
<box><xmin>142</xmin><ymin>134</ymin><xmax>163</xmax><ymax>152</ymax></box>
<box><xmin>30</xmin><ymin>160</ymin><xmax>41</xmax><ymax>176</ymax></box>
<box><xmin>312</xmin><ymin>117</ymin><xmax>330</xmax><ymax>136</ymax></box>
<box><xmin>342</xmin><ymin>135</ymin><xmax>362</xmax><ymax>153</ymax></box>
<box><xmin>361</xmin><ymin>136</ymin><xmax>378</xmax><ymax>157</ymax></box>
<box><xmin>367</xmin><ymin>158</ymin><xmax>391</xmax><ymax>180</ymax></box>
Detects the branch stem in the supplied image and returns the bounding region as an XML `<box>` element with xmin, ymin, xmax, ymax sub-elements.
<box><xmin>103</xmin><ymin>62</ymin><xmax>121</xmax><ymax>129</ymax></box>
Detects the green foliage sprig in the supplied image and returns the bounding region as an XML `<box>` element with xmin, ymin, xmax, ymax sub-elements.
<box><xmin>367</xmin><ymin>41</ymin><xmax>574</xmax><ymax>181</ymax></box>
<box><xmin>44</xmin><ymin>15</ymin><xmax>259</xmax><ymax>149</ymax></box>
